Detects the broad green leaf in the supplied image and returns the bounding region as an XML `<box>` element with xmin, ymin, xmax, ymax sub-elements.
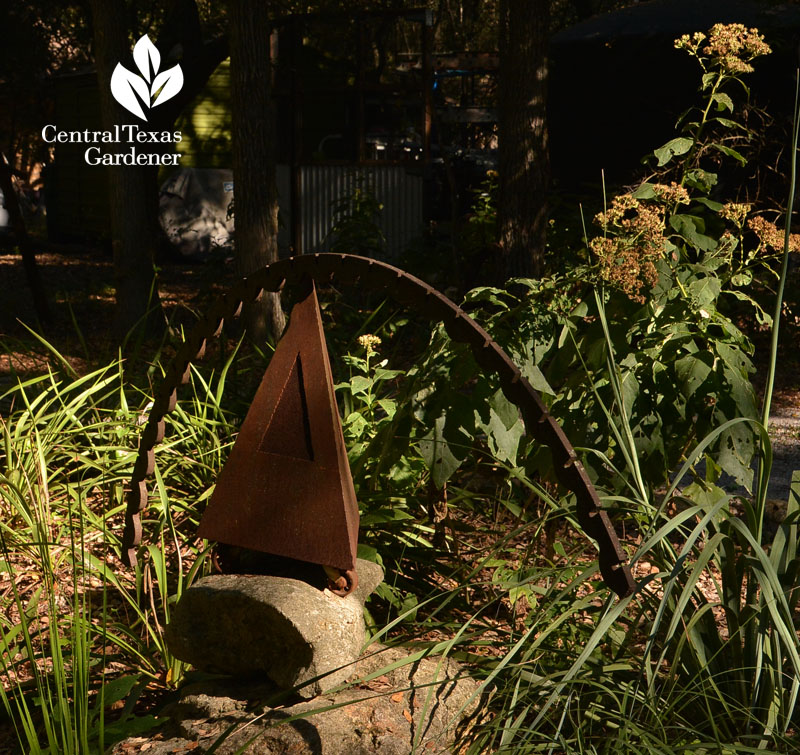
<box><xmin>712</xmin><ymin>143</ymin><xmax>747</xmax><ymax>166</ymax></box>
<box><xmin>418</xmin><ymin>415</ymin><xmax>466</xmax><ymax>487</ymax></box>
<box><xmin>715</xmin><ymin>342</ymin><xmax>752</xmax><ymax>376</ymax></box>
<box><xmin>376</xmin><ymin>398</ymin><xmax>397</xmax><ymax>418</ymax></box>
<box><xmin>521</xmin><ymin>362</ymin><xmax>554</xmax><ymax>396</ymax></box>
<box><xmin>632</xmin><ymin>182</ymin><xmax>657</xmax><ymax>200</ymax></box>
<box><xmin>693</xmin><ymin>197</ymin><xmax>724</xmax><ymax>212</ymax></box>
<box><xmin>687</xmin><ymin>276</ymin><xmax>722</xmax><ymax>308</ymax></box>
<box><xmin>356</xmin><ymin>543</ymin><xmax>381</xmax><ymax>563</ymax></box>
<box><xmin>485</xmin><ymin>409</ymin><xmax>524</xmax><ymax>466</ymax></box>
<box><xmin>728</xmin><ymin>289</ymin><xmax>773</xmax><ymax>326</ymax></box>
<box><xmin>713</xmin><ymin>116</ymin><xmax>747</xmax><ymax>130</ymax></box>
<box><xmin>344</xmin><ymin>412</ymin><xmax>368</xmax><ymax>437</ymax></box>
<box><xmin>349</xmin><ymin>375</ymin><xmax>372</xmax><ymax>396</ymax></box>
<box><xmin>373</xmin><ymin>368</ymin><xmax>403</xmax><ymax>381</ymax></box>
<box><xmin>681</xmin><ymin>480</ymin><xmax>729</xmax><ymax>510</ymax></box>
<box><xmin>488</xmin><ymin>389</ymin><xmax>518</xmax><ymax>430</ymax></box>
<box><xmin>654</xmin><ymin>137</ymin><xmax>694</xmax><ymax>166</ymax></box>
<box><xmin>571</xmin><ymin>300</ymin><xmax>589</xmax><ymax>317</ymax></box>
<box><xmin>723</xmin><ymin>366</ymin><xmax>758</xmax><ymax>418</ymax></box>
<box><xmin>472</xmin><ymin>391</ymin><xmax>524</xmax><ymax>466</ymax></box>
<box><xmin>711</xmin><ymin>92</ymin><xmax>734</xmax><ymax>112</ymax></box>
<box><xmin>669</xmin><ymin>214</ymin><xmax>718</xmax><ymax>251</ymax></box>
<box><xmin>463</xmin><ymin>286</ymin><xmax>513</xmax><ymax>310</ymax></box>
<box><xmin>675</xmin><ymin>353</ymin><xmax>713</xmax><ymax>397</ymax></box>
<box><xmin>717</xmin><ymin>422</ymin><xmax>755</xmax><ymax>491</ymax></box>
<box><xmin>684</xmin><ymin>169</ymin><xmax>717</xmax><ymax>192</ymax></box>
<box><xmin>97</xmin><ymin>675</ymin><xmax>140</xmax><ymax>708</ymax></box>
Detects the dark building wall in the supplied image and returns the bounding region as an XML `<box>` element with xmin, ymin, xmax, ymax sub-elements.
<box><xmin>46</xmin><ymin>72</ymin><xmax>111</xmax><ymax>242</ymax></box>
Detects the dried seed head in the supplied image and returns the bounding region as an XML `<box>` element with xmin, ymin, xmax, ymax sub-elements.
<box><xmin>357</xmin><ymin>333</ymin><xmax>382</xmax><ymax>354</ymax></box>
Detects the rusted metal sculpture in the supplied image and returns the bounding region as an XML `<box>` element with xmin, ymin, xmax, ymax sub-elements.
<box><xmin>121</xmin><ymin>253</ymin><xmax>636</xmax><ymax>598</ymax></box>
<box><xmin>197</xmin><ymin>281</ymin><xmax>359</xmax><ymax>595</ymax></box>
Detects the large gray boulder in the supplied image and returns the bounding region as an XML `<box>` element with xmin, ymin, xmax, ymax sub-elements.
<box><xmin>165</xmin><ymin>559</ymin><xmax>384</xmax><ymax>699</ymax></box>
<box><xmin>110</xmin><ymin>645</ymin><xmax>483</xmax><ymax>754</ymax></box>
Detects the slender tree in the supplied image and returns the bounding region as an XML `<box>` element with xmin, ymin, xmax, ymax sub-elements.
<box><xmin>228</xmin><ymin>0</ymin><xmax>285</xmax><ymax>342</ymax></box>
<box><xmin>498</xmin><ymin>0</ymin><xmax>550</xmax><ymax>278</ymax></box>
<box><xmin>90</xmin><ymin>0</ymin><xmax>163</xmax><ymax>336</ymax></box>
<box><xmin>89</xmin><ymin>0</ymin><xmax>228</xmax><ymax>338</ymax></box>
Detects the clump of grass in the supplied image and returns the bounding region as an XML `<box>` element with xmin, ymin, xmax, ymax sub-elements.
<box><xmin>0</xmin><ymin>337</ymin><xmax>250</xmax><ymax>750</ymax></box>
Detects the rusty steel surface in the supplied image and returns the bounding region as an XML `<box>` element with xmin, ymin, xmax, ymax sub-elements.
<box><xmin>121</xmin><ymin>253</ymin><xmax>636</xmax><ymax>598</ymax></box>
<box><xmin>197</xmin><ymin>281</ymin><xmax>360</xmax><ymax>577</ymax></box>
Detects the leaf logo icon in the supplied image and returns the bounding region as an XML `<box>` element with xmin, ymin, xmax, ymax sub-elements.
<box><xmin>110</xmin><ymin>35</ymin><xmax>184</xmax><ymax>121</ymax></box>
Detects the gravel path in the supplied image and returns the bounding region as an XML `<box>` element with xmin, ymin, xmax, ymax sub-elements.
<box><xmin>765</xmin><ymin>403</ymin><xmax>800</xmax><ymax>503</ymax></box>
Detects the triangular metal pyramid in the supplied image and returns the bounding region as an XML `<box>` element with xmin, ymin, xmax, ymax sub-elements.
<box><xmin>197</xmin><ymin>282</ymin><xmax>359</xmax><ymax>571</ymax></box>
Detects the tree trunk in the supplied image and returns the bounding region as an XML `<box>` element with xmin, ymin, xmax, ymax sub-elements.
<box><xmin>229</xmin><ymin>0</ymin><xmax>285</xmax><ymax>342</ymax></box>
<box><xmin>498</xmin><ymin>0</ymin><xmax>550</xmax><ymax>279</ymax></box>
<box><xmin>89</xmin><ymin>0</ymin><xmax>163</xmax><ymax>338</ymax></box>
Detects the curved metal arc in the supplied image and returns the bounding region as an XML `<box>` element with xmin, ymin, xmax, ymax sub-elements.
<box><xmin>121</xmin><ymin>253</ymin><xmax>635</xmax><ymax>598</ymax></box>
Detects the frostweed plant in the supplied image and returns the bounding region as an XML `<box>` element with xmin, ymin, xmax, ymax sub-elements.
<box><xmin>337</xmin><ymin>333</ymin><xmax>408</xmax><ymax>497</ymax></box>
<box><xmin>453</xmin><ymin>26</ymin><xmax>800</xmax><ymax>751</ymax></box>
<box><xmin>591</xmin><ymin>20</ymin><xmax>779</xmax><ymax>310</ymax></box>
<box><xmin>590</xmin><ymin>184</ymin><xmax>689</xmax><ymax>302</ymax></box>
<box><xmin>747</xmin><ymin>214</ymin><xmax>800</xmax><ymax>253</ymax></box>
<box><xmin>552</xmin><ymin>23</ymin><xmax>796</xmax><ymax>500</ymax></box>
<box><xmin>664</xmin><ymin>24</ymin><xmax>770</xmax><ymax>171</ymax></box>
<box><xmin>356</xmin><ymin>332</ymin><xmax>382</xmax><ymax>355</ymax></box>
<box><xmin>343</xmin><ymin>333</ymin><xmax>393</xmax><ymax>461</ymax></box>
<box><xmin>675</xmin><ymin>23</ymin><xmax>771</xmax><ymax>75</ymax></box>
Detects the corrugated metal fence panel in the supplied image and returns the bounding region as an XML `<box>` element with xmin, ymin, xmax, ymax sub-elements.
<box><xmin>276</xmin><ymin>163</ymin><xmax>291</xmax><ymax>252</ymax></box>
<box><xmin>299</xmin><ymin>165</ymin><xmax>423</xmax><ymax>259</ymax></box>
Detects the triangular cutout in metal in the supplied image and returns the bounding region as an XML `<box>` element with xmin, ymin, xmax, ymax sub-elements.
<box><xmin>258</xmin><ymin>355</ymin><xmax>314</xmax><ymax>461</ymax></box>
<box><xmin>197</xmin><ymin>281</ymin><xmax>359</xmax><ymax>572</ymax></box>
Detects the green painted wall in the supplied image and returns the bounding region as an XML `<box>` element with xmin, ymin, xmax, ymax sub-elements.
<box><xmin>173</xmin><ymin>58</ymin><xmax>232</xmax><ymax>168</ymax></box>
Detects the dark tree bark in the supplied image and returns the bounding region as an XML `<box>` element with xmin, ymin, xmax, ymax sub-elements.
<box><xmin>229</xmin><ymin>0</ymin><xmax>285</xmax><ymax>342</ymax></box>
<box><xmin>152</xmin><ymin>0</ymin><xmax>229</xmax><ymax>128</ymax></box>
<box><xmin>498</xmin><ymin>0</ymin><xmax>550</xmax><ymax>279</ymax></box>
<box><xmin>90</xmin><ymin>0</ymin><xmax>163</xmax><ymax>337</ymax></box>
<box><xmin>89</xmin><ymin>0</ymin><xmax>229</xmax><ymax>339</ymax></box>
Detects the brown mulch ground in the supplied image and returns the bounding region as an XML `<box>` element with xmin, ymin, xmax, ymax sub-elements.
<box><xmin>0</xmin><ymin>247</ymin><xmax>239</xmax><ymax>386</ymax></box>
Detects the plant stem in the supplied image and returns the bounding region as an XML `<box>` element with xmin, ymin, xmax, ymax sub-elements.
<box><xmin>755</xmin><ymin>70</ymin><xmax>800</xmax><ymax>530</ymax></box>
<box><xmin>679</xmin><ymin>73</ymin><xmax>723</xmax><ymax>185</ymax></box>
<box><xmin>699</xmin><ymin>76</ymin><xmax>722</xmax><ymax>135</ymax></box>
<box><xmin>760</xmin><ymin>75</ymin><xmax>800</xmax><ymax>429</ymax></box>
